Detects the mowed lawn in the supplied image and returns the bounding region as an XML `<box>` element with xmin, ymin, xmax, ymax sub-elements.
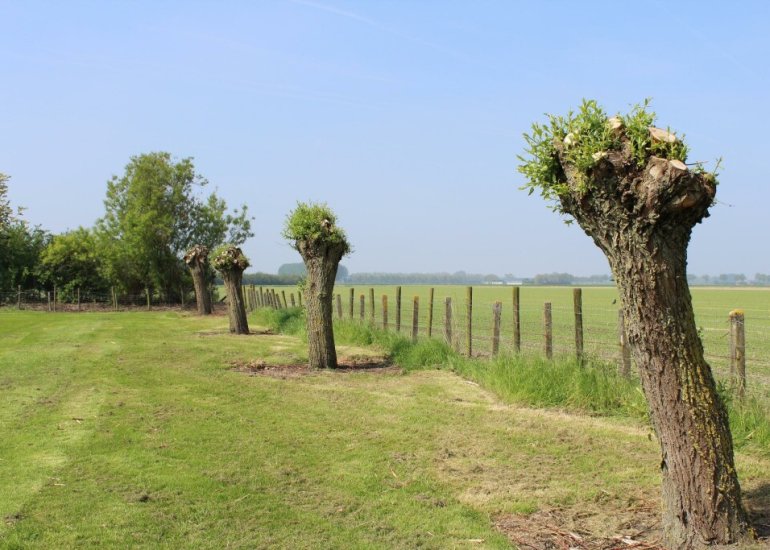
<box><xmin>1</xmin><ymin>310</ymin><xmax>768</xmax><ymax>548</ymax></box>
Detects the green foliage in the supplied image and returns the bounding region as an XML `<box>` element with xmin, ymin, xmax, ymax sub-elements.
<box><xmin>211</xmin><ymin>244</ymin><xmax>250</xmax><ymax>272</ymax></box>
<box><xmin>621</xmin><ymin>99</ymin><xmax>689</xmax><ymax>166</ymax></box>
<box><xmin>518</xmin><ymin>99</ymin><xmax>694</xmax><ymax>211</ymax></box>
<box><xmin>282</xmin><ymin>201</ymin><xmax>351</xmax><ymax>254</ymax></box>
<box><xmin>0</xmin><ymin>173</ymin><xmax>14</xmax><ymax>229</ymax></box>
<box><xmin>0</xmin><ymin>221</ymin><xmax>49</xmax><ymax>291</ymax></box>
<box><xmin>0</xmin><ymin>173</ymin><xmax>51</xmax><ymax>291</ymax></box>
<box><xmin>97</xmin><ymin>152</ymin><xmax>253</xmax><ymax>295</ymax></box>
<box><xmin>38</xmin><ymin>227</ymin><xmax>109</xmax><ymax>297</ymax></box>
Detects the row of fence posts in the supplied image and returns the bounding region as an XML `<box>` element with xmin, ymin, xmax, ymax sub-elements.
<box><xmin>250</xmin><ymin>285</ymin><xmax>749</xmax><ymax>396</ymax></box>
<box><xmin>30</xmin><ymin>281</ymin><xmax>748</xmax><ymax>397</ymax></box>
<box><xmin>243</xmin><ymin>285</ymin><xmax>302</xmax><ymax>312</ymax></box>
<box><xmin>34</xmin><ymin>285</ymin><xmax>152</xmax><ymax>312</ymax></box>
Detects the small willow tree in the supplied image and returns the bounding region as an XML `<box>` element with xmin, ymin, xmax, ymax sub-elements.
<box><xmin>183</xmin><ymin>244</ymin><xmax>213</xmax><ymax>315</ymax></box>
<box><xmin>283</xmin><ymin>202</ymin><xmax>350</xmax><ymax>369</ymax></box>
<box><xmin>519</xmin><ymin>100</ymin><xmax>751</xmax><ymax>548</ymax></box>
<box><xmin>212</xmin><ymin>245</ymin><xmax>249</xmax><ymax>334</ymax></box>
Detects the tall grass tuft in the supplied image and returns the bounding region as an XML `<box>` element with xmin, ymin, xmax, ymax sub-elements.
<box><xmin>255</xmin><ymin>307</ymin><xmax>306</xmax><ymax>337</ymax></box>
<box><xmin>447</xmin><ymin>353</ymin><xmax>649</xmax><ymax>419</ymax></box>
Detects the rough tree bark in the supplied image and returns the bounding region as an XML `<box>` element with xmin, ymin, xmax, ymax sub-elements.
<box><xmin>213</xmin><ymin>246</ymin><xmax>249</xmax><ymax>335</ymax></box>
<box><xmin>298</xmin><ymin>238</ymin><xmax>346</xmax><ymax>369</ymax></box>
<box><xmin>183</xmin><ymin>244</ymin><xmax>212</xmax><ymax>315</ymax></box>
<box><xmin>553</xmin><ymin>129</ymin><xmax>750</xmax><ymax>547</ymax></box>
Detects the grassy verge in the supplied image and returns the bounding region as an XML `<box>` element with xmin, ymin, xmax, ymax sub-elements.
<box><xmin>255</xmin><ymin>307</ymin><xmax>770</xmax><ymax>457</ymax></box>
<box><xmin>1</xmin><ymin>309</ymin><xmax>767</xmax><ymax>548</ymax></box>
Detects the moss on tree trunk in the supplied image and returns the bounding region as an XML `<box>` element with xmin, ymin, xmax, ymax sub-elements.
<box><xmin>222</xmin><ymin>268</ymin><xmax>248</xmax><ymax>334</ymax></box>
<box><xmin>212</xmin><ymin>245</ymin><xmax>250</xmax><ymax>335</ymax></box>
<box><xmin>551</xmin><ymin>128</ymin><xmax>751</xmax><ymax>547</ymax></box>
<box><xmin>184</xmin><ymin>245</ymin><xmax>213</xmax><ymax>315</ymax></box>
<box><xmin>299</xmin><ymin>241</ymin><xmax>345</xmax><ymax>369</ymax></box>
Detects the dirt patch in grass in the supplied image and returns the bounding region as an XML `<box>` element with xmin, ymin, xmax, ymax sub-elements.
<box><xmin>230</xmin><ymin>356</ymin><xmax>400</xmax><ymax>379</ymax></box>
<box><xmin>494</xmin><ymin>506</ymin><xmax>664</xmax><ymax>550</ymax></box>
<box><xmin>197</xmin><ymin>328</ymin><xmax>275</xmax><ymax>337</ymax></box>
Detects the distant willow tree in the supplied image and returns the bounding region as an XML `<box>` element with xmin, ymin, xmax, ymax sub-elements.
<box><xmin>282</xmin><ymin>202</ymin><xmax>350</xmax><ymax>369</ymax></box>
<box><xmin>212</xmin><ymin>245</ymin><xmax>249</xmax><ymax>334</ymax></box>
<box><xmin>518</xmin><ymin>100</ymin><xmax>750</xmax><ymax>547</ymax></box>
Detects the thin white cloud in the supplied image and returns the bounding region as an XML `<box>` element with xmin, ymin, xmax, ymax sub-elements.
<box><xmin>285</xmin><ymin>0</ymin><xmax>487</xmax><ymax>69</ymax></box>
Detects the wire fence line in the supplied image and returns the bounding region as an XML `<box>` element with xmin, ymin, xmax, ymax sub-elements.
<box><xmin>0</xmin><ymin>288</ymin><xmax>221</xmax><ymax>311</ymax></box>
<box><xmin>4</xmin><ymin>283</ymin><xmax>768</xmax><ymax>396</ymax></box>
<box><xmin>249</xmin><ymin>284</ymin><xmax>769</xmax><ymax>396</ymax></box>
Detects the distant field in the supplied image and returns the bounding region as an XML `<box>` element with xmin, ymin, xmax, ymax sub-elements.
<box><xmin>253</xmin><ymin>284</ymin><xmax>770</xmax><ymax>399</ymax></box>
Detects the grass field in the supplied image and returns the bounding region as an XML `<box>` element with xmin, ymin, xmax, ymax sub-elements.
<box><xmin>254</xmin><ymin>285</ymin><xmax>770</xmax><ymax>399</ymax></box>
<box><xmin>2</xmin><ymin>308</ymin><xmax>768</xmax><ymax>548</ymax></box>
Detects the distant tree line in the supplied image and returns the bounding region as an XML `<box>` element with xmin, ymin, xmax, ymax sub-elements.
<box><xmin>347</xmin><ymin>271</ymin><xmax>495</xmax><ymax>285</ymax></box>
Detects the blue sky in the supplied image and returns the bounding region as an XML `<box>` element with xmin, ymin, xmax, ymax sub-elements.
<box><xmin>2</xmin><ymin>0</ymin><xmax>768</xmax><ymax>277</ymax></box>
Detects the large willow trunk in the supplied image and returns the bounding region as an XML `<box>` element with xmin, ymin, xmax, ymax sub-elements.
<box><xmin>555</xmin><ymin>140</ymin><xmax>750</xmax><ymax>547</ymax></box>
<box><xmin>184</xmin><ymin>245</ymin><xmax>212</xmax><ymax>315</ymax></box>
<box><xmin>298</xmin><ymin>240</ymin><xmax>345</xmax><ymax>369</ymax></box>
<box><xmin>222</xmin><ymin>268</ymin><xmax>248</xmax><ymax>334</ymax></box>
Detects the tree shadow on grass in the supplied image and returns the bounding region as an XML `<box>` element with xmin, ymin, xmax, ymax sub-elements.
<box><xmin>744</xmin><ymin>482</ymin><xmax>770</xmax><ymax>539</ymax></box>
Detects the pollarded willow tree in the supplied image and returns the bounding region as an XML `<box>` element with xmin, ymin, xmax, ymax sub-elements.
<box><xmin>212</xmin><ymin>245</ymin><xmax>249</xmax><ymax>334</ymax></box>
<box><xmin>183</xmin><ymin>244</ymin><xmax>213</xmax><ymax>315</ymax></box>
<box><xmin>282</xmin><ymin>202</ymin><xmax>351</xmax><ymax>369</ymax></box>
<box><xmin>519</xmin><ymin>100</ymin><xmax>751</xmax><ymax>548</ymax></box>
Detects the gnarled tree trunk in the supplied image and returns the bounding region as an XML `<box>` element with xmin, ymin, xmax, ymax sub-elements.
<box><xmin>221</xmin><ymin>268</ymin><xmax>248</xmax><ymax>334</ymax></box>
<box><xmin>184</xmin><ymin>245</ymin><xmax>212</xmax><ymax>315</ymax></box>
<box><xmin>298</xmin><ymin>240</ymin><xmax>345</xmax><ymax>369</ymax></box>
<box><xmin>556</xmin><ymin>142</ymin><xmax>750</xmax><ymax>547</ymax></box>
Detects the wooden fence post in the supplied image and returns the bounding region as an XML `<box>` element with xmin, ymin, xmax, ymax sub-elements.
<box><xmin>573</xmin><ymin>288</ymin><xmax>584</xmax><ymax>365</ymax></box>
<box><xmin>544</xmin><ymin>302</ymin><xmax>552</xmax><ymax>360</ymax></box>
<box><xmin>428</xmin><ymin>287</ymin><xmax>435</xmax><ymax>338</ymax></box>
<box><xmin>618</xmin><ymin>309</ymin><xmax>631</xmax><ymax>378</ymax></box>
<box><xmin>512</xmin><ymin>286</ymin><xmax>521</xmax><ymax>353</ymax></box>
<box><xmin>382</xmin><ymin>295</ymin><xmax>388</xmax><ymax>330</ymax></box>
<box><xmin>146</xmin><ymin>286</ymin><xmax>151</xmax><ymax>311</ymax></box>
<box><xmin>445</xmin><ymin>297</ymin><xmax>453</xmax><ymax>347</ymax></box>
<box><xmin>412</xmin><ymin>296</ymin><xmax>419</xmax><ymax>343</ymax></box>
<box><xmin>290</xmin><ymin>293</ymin><xmax>296</xmax><ymax>307</ymax></box>
<box><xmin>77</xmin><ymin>287</ymin><xmax>81</xmax><ymax>312</ymax></box>
<box><xmin>17</xmin><ymin>285</ymin><xmax>21</xmax><ymax>309</ymax></box>
<box><xmin>298</xmin><ymin>292</ymin><xmax>302</xmax><ymax>308</ymax></box>
<box><xmin>111</xmin><ymin>286</ymin><xmax>117</xmax><ymax>311</ymax></box>
<box><xmin>729</xmin><ymin>309</ymin><xmax>746</xmax><ymax>399</ymax></box>
<box><xmin>47</xmin><ymin>291</ymin><xmax>51</xmax><ymax>312</ymax></box>
<box><xmin>396</xmin><ymin>286</ymin><xmax>402</xmax><ymax>332</ymax></box>
<box><xmin>281</xmin><ymin>291</ymin><xmax>288</xmax><ymax>309</ymax></box>
<box><xmin>466</xmin><ymin>286</ymin><xmax>473</xmax><ymax>357</ymax></box>
<box><xmin>359</xmin><ymin>294</ymin><xmax>365</xmax><ymax>321</ymax></box>
<box><xmin>336</xmin><ymin>294</ymin><xmax>342</xmax><ymax>319</ymax></box>
<box><xmin>259</xmin><ymin>287</ymin><xmax>264</xmax><ymax>308</ymax></box>
<box><xmin>369</xmin><ymin>288</ymin><xmax>375</xmax><ymax>324</ymax></box>
<box><xmin>492</xmin><ymin>301</ymin><xmax>502</xmax><ymax>356</ymax></box>
<box><xmin>349</xmin><ymin>288</ymin><xmax>355</xmax><ymax>319</ymax></box>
